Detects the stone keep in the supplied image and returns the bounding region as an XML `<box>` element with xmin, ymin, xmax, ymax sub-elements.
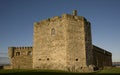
<box><xmin>33</xmin><ymin>10</ymin><xmax>93</xmax><ymax>72</ymax></box>
<box><xmin>7</xmin><ymin>10</ymin><xmax>112</xmax><ymax>71</ymax></box>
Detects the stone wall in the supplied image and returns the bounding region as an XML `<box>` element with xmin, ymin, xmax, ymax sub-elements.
<box><xmin>64</xmin><ymin>14</ymin><xmax>93</xmax><ymax>72</ymax></box>
<box><xmin>8</xmin><ymin>47</ymin><xmax>32</xmax><ymax>69</ymax></box>
<box><xmin>33</xmin><ymin>11</ymin><xmax>94</xmax><ymax>72</ymax></box>
<box><xmin>84</xmin><ymin>21</ymin><xmax>93</xmax><ymax>66</ymax></box>
<box><xmin>93</xmin><ymin>45</ymin><xmax>112</xmax><ymax>69</ymax></box>
<box><xmin>65</xmin><ymin>14</ymin><xmax>86</xmax><ymax>72</ymax></box>
<box><xmin>33</xmin><ymin>15</ymin><xmax>67</xmax><ymax>70</ymax></box>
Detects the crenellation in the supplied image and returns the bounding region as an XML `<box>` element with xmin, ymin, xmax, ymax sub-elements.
<box><xmin>74</xmin><ymin>16</ymin><xmax>84</xmax><ymax>21</ymax></box>
<box><xmin>61</xmin><ymin>14</ymin><xmax>86</xmax><ymax>22</ymax></box>
<box><xmin>35</xmin><ymin>14</ymin><xmax>85</xmax><ymax>27</ymax></box>
<box><xmin>50</xmin><ymin>16</ymin><xmax>61</xmax><ymax>21</ymax></box>
<box><xmin>10</xmin><ymin>46</ymin><xmax>32</xmax><ymax>50</ymax></box>
<box><xmin>39</xmin><ymin>20</ymin><xmax>47</xmax><ymax>25</ymax></box>
<box><xmin>62</xmin><ymin>14</ymin><xmax>74</xmax><ymax>19</ymax></box>
<box><xmin>34</xmin><ymin>22</ymin><xmax>40</xmax><ymax>25</ymax></box>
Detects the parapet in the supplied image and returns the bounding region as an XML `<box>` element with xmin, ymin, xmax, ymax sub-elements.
<box><xmin>8</xmin><ymin>46</ymin><xmax>33</xmax><ymax>58</ymax></box>
<box><xmin>61</xmin><ymin>14</ymin><xmax>85</xmax><ymax>21</ymax></box>
<box><xmin>8</xmin><ymin>46</ymin><xmax>32</xmax><ymax>50</ymax></box>
<box><xmin>34</xmin><ymin>10</ymin><xmax>88</xmax><ymax>26</ymax></box>
<box><xmin>34</xmin><ymin>16</ymin><xmax>61</xmax><ymax>26</ymax></box>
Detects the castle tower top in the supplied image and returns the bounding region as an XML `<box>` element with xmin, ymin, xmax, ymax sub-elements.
<box><xmin>72</xmin><ymin>10</ymin><xmax>77</xmax><ymax>16</ymax></box>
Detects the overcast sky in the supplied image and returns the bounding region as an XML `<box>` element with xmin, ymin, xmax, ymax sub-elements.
<box><xmin>0</xmin><ymin>0</ymin><xmax>120</xmax><ymax>62</ymax></box>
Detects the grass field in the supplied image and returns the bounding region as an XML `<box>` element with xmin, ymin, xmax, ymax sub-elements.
<box><xmin>97</xmin><ymin>67</ymin><xmax>120</xmax><ymax>74</ymax></box>
<box><xmin>0</xmin><ymin>67</ymin><xmax>120</xmax><ymax>75</ymax></box>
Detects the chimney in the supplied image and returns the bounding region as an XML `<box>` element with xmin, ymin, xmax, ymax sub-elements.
<box><xmin>72</xmin><ymin>10</ymin><xmax>77</xmax><ymax>16</ymax></box>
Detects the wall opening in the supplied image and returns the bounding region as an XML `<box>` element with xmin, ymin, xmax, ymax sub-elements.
<box><xmin>38</xmin><ymin>58</ymin><xmax>41</xmax><ymax>61</ymax></box>
<box><xmin>27</xmin><ymin>51</ymin><xmax>32</xmax><ymax>56</ymax></box>
<box><xmin>51</xmin><ymin>28</ymin><xmax>55</xmax><ymax>36</ymax></box>
<box><xmin>47</xmin><ymin>58</ymin><xmax>49</xmax><ymax>61</ymax></box>
<box><xmin>16</xmin><ymin>52</ymin><xmax>20</xmax><ymax>56</ymax></box>
<box><xmin>75</xmin><ymin>59</ymin><xmax>78</xmax><ymax>61</ymax></box>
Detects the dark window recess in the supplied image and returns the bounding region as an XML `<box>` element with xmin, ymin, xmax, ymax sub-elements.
<box><xmin>51</xmin><ymin>28</ymin><xmax>55</xmax><ymax>35</ymax></box>
<box><xmin>27</xmin><ymin>51</ymin><xmax>32</xmax><ymax>56</ymax></box>
<box><xmin>39</xmin><ymin>58</ymin><xmax>41</xmax><ymax>61</ymax></box>
<box><xmin>16</xmin><ymin>52</ymin><xmax>20</xmax><ymax>56</ymax></box>
<box><xmin>76</xmin><ymin>59</ymin><xmax>78</xmax><ymax>61</ymax></box>
<box><xmin>47</xmin><ymin>58</ymin><xmax>49</xmax><ymax>60</ymax></box>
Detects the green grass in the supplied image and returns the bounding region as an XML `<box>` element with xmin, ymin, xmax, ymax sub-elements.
<box><xmin>0</xmin><ymin>67</ymin><xmax>120</xmax><ymax>75</ymax></box>
<box><xmin>97</xmin><ymin>67</ymin><xmax>120</xmax><ymax>74</ymax></box>
<box><xmin>0</xmin><ymin>69</ymin><xmax>92</xmax><ymax>75</ymax></box>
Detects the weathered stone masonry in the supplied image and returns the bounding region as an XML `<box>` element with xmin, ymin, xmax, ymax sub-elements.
<box><xmin>7</xmin><ymin>10</ymin><xmax>112</xmax><ymax>72</ymax></box>
<box><xmin>93</xmin><ymin>45</ymin><xmax>112</xmax><ymax>69</ymax></box>
<box><xmin>33</xmin><ymin>11</ymin><xmax>94</xmax><ymax>72</ymax></box>
<box><xmin>8</xmin><ymin>47</ymin><xmax>32</xmax><ymax>69</ymax></box>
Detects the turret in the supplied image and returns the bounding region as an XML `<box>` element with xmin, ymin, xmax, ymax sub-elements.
<box><xmin>72</xmin><ymin>10</ymin><xmax>77</xmax><ymax>16</ymax></box>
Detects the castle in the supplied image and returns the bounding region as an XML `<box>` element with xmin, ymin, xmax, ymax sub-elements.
<box><xmin>7</xmin><ymin>10</ymin><xmax>112</xmax><ymax>72</ymax></box>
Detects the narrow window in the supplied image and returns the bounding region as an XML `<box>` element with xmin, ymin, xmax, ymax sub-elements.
<box><xmin>38</xmin><ymin>58</ymin><xmax>41</xmax><ymax>61</ymax></box>
<box><xmin>16</xmin><ymin>52</ymin><xmax>20</xmax><ymax>56</ymax></box>
<box><xmin>75</xmin><ymin>59</ymin><xmax>78</xmax><ymax>61</ymax></box>
<box><xmin>27</xmin><ymin>51</ymin><xmax>32</xmax><ymax>56</ymax></box>
<box><xmin>51</xmin><ymin>28</ymin><xmax>55</xmax><ymax>36</ymax></box>
<box><xmin>47</xmin><ymin>58</ymin><xmax>49</xmax><ymax>60</ymax></box>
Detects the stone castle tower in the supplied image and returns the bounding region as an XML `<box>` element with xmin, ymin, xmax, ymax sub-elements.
<box><xmin>7</xmin><ymin>10</ymin><xmax>112</xmax><ymax>72</ymax></box>
<box><xmin>33</xmin><ymin>10</ymin><xmax>94</xmax><ymax>72</ymax></box>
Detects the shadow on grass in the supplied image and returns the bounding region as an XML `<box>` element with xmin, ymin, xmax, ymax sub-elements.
<box><xmin>1</xmin><ymin>72</ymin><xmax>120</xmax><ymax>75</ymax></box>
<box><xmin>1</xmin><ymin>72</ymin><xmax>92</xmax><ymax>75</ymax></box>
<box><xmin>1</xmin><ymin>69</ymin><xmax>120</xmax><ymax>75</ymax></box>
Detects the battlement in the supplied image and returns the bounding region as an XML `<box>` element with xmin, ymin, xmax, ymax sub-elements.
<box><xmin>34</xmin><ymin>10</ymin><xmax>88</xmax><ymax>26</ymax></box>
<box><xmin>8</xmin><ymin>46</ymin><xmax>33</xmax><ymax>58</ymax></box>
<box><xmin>8</xmin><ymin>46</ymin><xmax>32</xmax><ymax>50</ymax></box>
<box><xmin>62</xmin><ymin>14</ymin><xmax>85</xmax><ymax>21</ymax></box>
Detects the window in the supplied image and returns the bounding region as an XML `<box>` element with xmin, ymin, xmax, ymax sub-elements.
<box><xmin>38</xmin><ymin>58</ymin><xmax>41</xmax><ymax>61</ymax></box>
<box><xmin>75</xmin><ymin>59</ymin><xmax>78</xmax><ymax>61</ymax></box>
<box><xmin>51</xmin><ymin>28</ymin><xmax>55</xmax><ymax>35</ymax></box>
<box><xmin>47</xmin><ymin>58</ymin><xmax>49</xmax><ymax>61</ymax></box>
<box><xmin>16</xmin><ymin>52</ymin><xmax>20</xmax><ymax>56</ymax></box>
<box><xmin>27</xmin><ymin>51</ymin><xmax>32</xmax><ymax>56</ymax></box>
